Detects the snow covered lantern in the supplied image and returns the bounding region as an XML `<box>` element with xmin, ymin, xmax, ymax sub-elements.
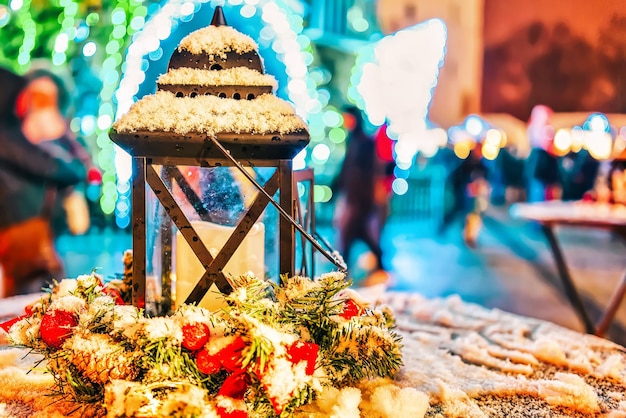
<box><xmin>110</xmin><ymin>7</ymin><xmax>342</xmax><ymax>313</ymax></box>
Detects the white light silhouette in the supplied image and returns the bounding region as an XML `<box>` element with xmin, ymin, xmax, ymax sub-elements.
<box><xmin>349</xmin><ymin>19</ymin><xmax>447</xmax><ymax>164</ymax></box>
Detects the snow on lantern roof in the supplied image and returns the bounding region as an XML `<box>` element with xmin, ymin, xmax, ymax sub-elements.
<box><xmin>111</xmin><ymin>6</ymin><xmax>309</xmax><ymax>160</ymax></box>
<box><xmin>177</xmin><ymin>25</ymin><xmax>258</xmax><ymax>58</ymax></box>
<box><xmin>113</xmin><ymin>92</ymin><xmax>307</xmax><ymax>137</ymax></box>
<box><xmin>157</xmin><ymin>67</ymin><xmax>278</xmax><ymax>89</ymax></box>
<box><xmin>167</xmin><ymin>6</ymin><xmax>264</xmax><ymax>74</ymax></box>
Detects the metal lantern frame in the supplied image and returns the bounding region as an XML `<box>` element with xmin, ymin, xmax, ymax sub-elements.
<box><xmin>110</xmin><ymin>6</ymin><xmax>345</xmax><ymax>312</ymax></box>
<box><xmin>111</xmin><ymin>131</ymin><xmax>345</xmax><ymax>312</ymax></box>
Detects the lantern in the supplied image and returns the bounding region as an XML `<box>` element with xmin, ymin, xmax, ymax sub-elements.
<box><xmin>110</xmin><ymin>6</ymin><xmax>344</xmax><ymax>313</ymax></box>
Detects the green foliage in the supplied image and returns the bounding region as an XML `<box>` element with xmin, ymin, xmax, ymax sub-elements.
<box><xmin>8</xmin><ymin>272</ymin><xmax>404</xmax><ymax>416</ymax></box>
<box><xmin>228</xmin><ymin>273</ymin><xmax>404</xmax><ymax>387</ymax></box>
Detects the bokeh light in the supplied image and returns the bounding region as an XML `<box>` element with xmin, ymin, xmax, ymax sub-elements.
<box><xmin>348</xmin><ymin>18</ymin><xmax>447</xmax><ymax>182</ymax></box>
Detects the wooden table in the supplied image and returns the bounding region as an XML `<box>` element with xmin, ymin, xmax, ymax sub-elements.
<box><xmin>510</xmin><ymin>200</ymin><xmax>626</xmax><ymax>336</ymax></box>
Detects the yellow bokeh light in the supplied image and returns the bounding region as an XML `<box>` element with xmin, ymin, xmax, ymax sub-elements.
<box><xmin>484</xmin><ymin>129</ymin><xmax>502</xmax><ymax>147</ymax></box>
<box><xmin>586</xmin><ymin>131</ymin><xmax>613</xmax><ymax>160</ymax></box>
<box><xmin>570</xmin><ymin>127</ymin><xmax>585</xmax><ymax>152</ymax></box>
<box><xmin>613</xmin><ymin>134</ymin><xmax>626</xmax><ymax>159</ymax></box>
<box><xmin>454</xmin><ymin>140</ymin><xmax>473</xmax><ymax>160</ymax></box>
<box><xmin>481</xmin><ymin>142</ymin><xmax>500</xmax><ymax>160</ymax></box>
<box><xmin>553</xmin><ymin>129</ymin><xmax>572</xmax><ymax>156</ymax></box>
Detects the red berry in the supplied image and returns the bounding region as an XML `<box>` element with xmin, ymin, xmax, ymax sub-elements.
<box><xmin>340</xmin><ymin>299</ymin><xmax>363</xmax><ymax>320</ymax></box>
<box><xmin>40</xmin><ymin>310</ymin><xmax>78</xmax><ymax>349</ymax></box>
<box><xmin>195</xmin><ymin>347</ymin><xmax>223</xmax><ymax>375</ymax></box>
<box><xmin>102</xmin><ymin>286</ymin><xmax>125</xmax><ymax>305</ymax></box>
<box><xmin>182</xmin><ymin>323</ymin><xmax>210</xmax><ymax>351</ymax></box>
<box><xmin>216</xmin><ymin>402</ymin><xmax>248</xmax><ymax>418</ymax></box>
<box><xmin>0</xmin><ymin>314</ymin><xmax>26</xmax><ymax>333</ymax></box>
<box><xmin>218</xmin><ymin>371</ymin><xmax>249</xmax><ymax>399</ymax></box>
<box><xmin>287</xmin><ymin>341</ymin><xmax>319</xmax><ymax>375</ymax></box>
<box><xmin>219</xmin><ymin>337</ymin><xmax>247</xmax><ymax>372</ymax></box>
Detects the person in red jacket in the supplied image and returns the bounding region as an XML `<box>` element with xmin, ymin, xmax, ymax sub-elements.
<box><xmin>19</xmin><ymin>68</ymin><xmax>100</xmax><ymax>236</ymax></box>
<box><xmin>0</xmin><ymin>67</ymin><xmax>87</xmax><ymax>296</ymax></box>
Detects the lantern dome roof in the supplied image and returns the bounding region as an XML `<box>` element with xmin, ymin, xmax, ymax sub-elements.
<box><xmin>111</xmin><ymin>6</ymin><xmax>309</xmax><ymax>160</ymax></box>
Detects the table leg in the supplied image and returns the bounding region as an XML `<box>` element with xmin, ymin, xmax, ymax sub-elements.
<box><xmin>541</xmin><ymin>224</ymin><xmax>595</xmax><ymax>334</ymax></box>
<box><xmin>595</xmin><ymin>269</ymin><xmax>626</xmax><ymax>336</ymax></box>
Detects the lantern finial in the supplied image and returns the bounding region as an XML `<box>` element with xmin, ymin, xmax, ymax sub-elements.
<box><xmin>211</xmin><ymin>6</ymin><xmax>227</xmax><ymax>27</ymax></box>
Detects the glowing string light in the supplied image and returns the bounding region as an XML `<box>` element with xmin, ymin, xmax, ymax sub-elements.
<box><xmin>14</xmin><ymin>0</ymin><xmax>35</xmax><ymax>69</ymax></box>
<box><xmin>91</xmin><ymin>0</ymin><xmax>149</xmax><ymax>227</ymax></box>
<box><xmin>54</xmin><ymin>0</ymin><xmax>78</xmax><ymax>65</ymax></box>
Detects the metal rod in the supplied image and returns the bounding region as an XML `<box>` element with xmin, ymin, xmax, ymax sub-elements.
<box><xmin>595</xmin><ymin>269</ymin><xmax>626</xmax><ymax>336</ymax></box>
<box><xmin>145</xmin><ymin>165</ymin><xmax>233</xmax><ymax>298</ymax></box>
<box><xmin>166</xmin><ymin>166</ymin><xmax>214</xmax><ymax>222</ymax></box>
<box><xmin>542</xmin><ymin>224</ymin><xmax>594</xmax><ymax>334</ymax></box>
<box><xmin>160</xmin><ymin>168</ymin><xmax>173</xmax><ymax>315</ymax></box>
<box><xmin>205</xmin><ymin>136</ymin><xmax>347</xmax><ymax>272</ymax></box>
<box><xmin>131</xmin><ymin>157</ymin><xmax>147</xmax><ymax>307</ymax></box>
<box><xmin>278</xmin><ymin>159</ymin><xmax>295</xmax><ymax>275</ymax></box>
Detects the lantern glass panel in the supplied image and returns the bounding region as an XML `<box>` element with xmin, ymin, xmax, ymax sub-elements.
<box><xmin>143</xmin><ymin>164</ymin><xmax>286</xmax><ymax>313</ymax></box>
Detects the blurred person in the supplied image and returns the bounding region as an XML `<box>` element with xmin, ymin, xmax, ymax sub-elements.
<box><xmin>0</xmin><ymin>67</ymin><xmax>87</xmax><ymax>296</ymax></box>
<box><xmin>559</xmin><ymin>149</ymin><xmax>599</xmax><ymax>201</ymax></box>
<box><xmin>373</xmin><ymin>123</ymin><xmax>396</xmax><ymax>241</ymax></box>
<box><xmin>20</xmin><ymin>68</ymin><xmax>99</xmax><ymax>236</ymax></box>
<box><xmin>332</xmin><ymin>106</ymin><xmax>388</xmax><ymax>282</ymax></box>
<box><xmin>458</xmin><ymin>145</ymin><xmax>491</xmax><ymax>248</ymax></box>
<box><xmin>605</xmin><ymin>158</ymin><xmax>626</xmax><ymax>204</ymax></box>
<box><xmin>497</xmin><ymin>145</ymin><xmax>526</xmax><ymax>203</ymax></box>
<box><xmin>525</xmin><ymin>105</ymin><xmax>561</xmax><ymax>202</ymax></box>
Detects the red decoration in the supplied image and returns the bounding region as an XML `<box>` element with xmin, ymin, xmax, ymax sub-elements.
<box><xmin>39</xmin><ymin>310</ymin><xmax>78</xmax><ymax>349</ymax></box>
<box><xmin>340</xmin><ymin>299</ymin><xmax>363</xmax><ymax>320</ymax></box>
<box><xmin>102</xmin><ymin>286</ymin><xmax>125</xmax><ymax>305</ymax></box>
<box><xmin>0</xmin><ymin>314</ymin><xmax>27</xmax><ymax>333</ymax></box>
<box><xmin>216</xmin><ymin>402</ymin><xmax>248</xmax><ymax>418</ymax></box>
<box><xmin>218</xmin><ymin>370</ymin><xmax>249</xmax><ymax>399</ymax></box>
<box><xmin>195</xmin><ymin>347</ymin><xmax>223</xmax><ymax>375</ymax></box>
<box><xmin>182</xmin><ymin>322</ymin><xmax>210</xmax><ymax>351</ymax></box>
<box><xmin>219</xmin><ymin>337</ymin><xmax>247</xmax><ymax>372</ymax></box>
<box><xmin>287</xmin><ymin>341</ymin><xmax>319</xmax><ymax>375</ymax></box>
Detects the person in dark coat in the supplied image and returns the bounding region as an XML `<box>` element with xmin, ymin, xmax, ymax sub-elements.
<box><xmin>525</xmin><ymin>105</ymin><xmax>561</xmax><ymax>202</ymax></box>
<box><xmin>0</xmin><ymin>67</ymin><xmax>86</xmax><ymax>296</ymax></box>
<box><xmin>559</xmin><ymin>149</ymin><xmax>600</xmax><ymax>201</ymax></box>
<box><xmin>332</xmin><ymin>106</ymin><xmax>386</xmax><ymax>277</ymax></box>
<box><xmin>458</xmin><ymin>145</ymin><xmax>490</xmax><ymax>247</ymax></box>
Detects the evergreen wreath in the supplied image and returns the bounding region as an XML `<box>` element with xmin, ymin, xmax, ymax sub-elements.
<box><xmin>2</xmin><ymin>268</ymin><xmax>402</xmax><ymax>417</ymax></box>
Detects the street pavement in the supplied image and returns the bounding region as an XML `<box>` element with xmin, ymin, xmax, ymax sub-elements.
<box><xmin>378</xmin><ymin>205</ymin><xmax>626</xmax><ymax>344</ymax></box>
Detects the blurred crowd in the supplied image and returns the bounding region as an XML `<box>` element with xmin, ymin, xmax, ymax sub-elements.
<box><xmin>330</xmin><ymin>104</ymin><xmax>625</xmax><ymax>272</ymax></box>
<box><xmin>429</xmin><ymin>105</ymin><xmax>626</xmax><ymax>247</ymax></box>
<box><xmin>0</xmin><ymin>64</ymin><xmax>621</xmax><ymax>294</ymax></box>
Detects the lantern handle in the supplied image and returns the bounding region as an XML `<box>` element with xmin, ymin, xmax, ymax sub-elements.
<box><xmin>205</xmin><ymin>136</ymin><xmax>347</xmax><ymax>273</ymax></box>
